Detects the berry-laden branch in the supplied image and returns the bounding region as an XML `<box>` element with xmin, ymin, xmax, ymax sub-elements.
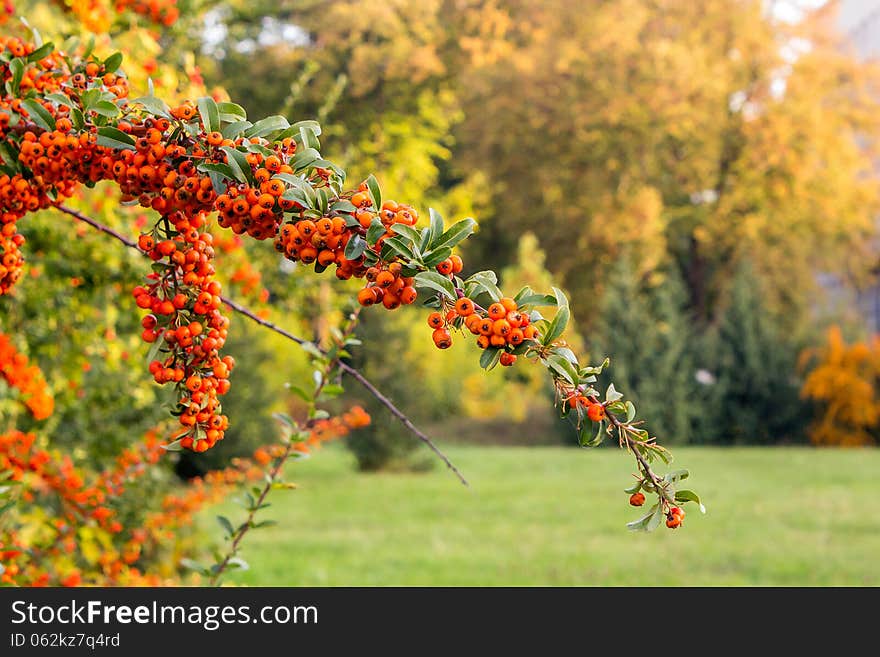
<box><xmin>53</xmin><ymin>202</ymin><xmax>469</xmax><ymax>486</ymax></box>
<box><xmin>0</xmin><ymin>37</ymin><xmax>703</xmax><ymax>528</ymax></box>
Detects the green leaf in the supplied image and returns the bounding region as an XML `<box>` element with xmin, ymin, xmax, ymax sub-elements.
<box><xmin>422</xmin><ymin>208</ymin><xmax>445</xmax><ymax>251</ymax></box>
<box><xmin>20</xmin><ymin>99</ymin><xmax>55</xmax><ymax>131</ymax></box>
<box><xmin>161</xmin><ymin>438</ymin><xmax>183</xmax><ymax>452</ymax></box>
<box><xmin>415</xmin><ymin>271</ymin><xmax>457</xmax><ymax>300</ymax></box>
<box><xmin>627</xmin><ymin>502</ymin><xmax>661</xmax><ymax>532</ymax></box>
<box><xmin>664</xmin><ymin>469</ymin><xmax>689</xmax><ymax>484</ymax></box>
<box><xmin>196</xmin><ymin>162</ymin><xmax>236</xmax><ymax>185</ymax></box>
<box><xmin>320</xmin><ymin>384</ymin><xmax>345</xmax><ymax>398</ymax></box>
<box><xmin>389</xmin><ymin>223</ymin><xmax>421</xmax><ymax>245</ymax></box>
<box><xmin>197</xmin><ymin>96</ymin><xmax>220</xmax><ymax>133</ymax></box>
<box><xmin>315</xmin><ymin>187</ymin><xmax>329</xmax><ymax>215</ymax></box>
<box><xmin>217</xmin><ymin>101</ymin><xmax>247</xmax><ymax>123</ymax></box>
<box><xmin>382</xmin><ymin>236</ymin><xmax>414</xmax><ymax>260</ymax></box>
<box><xmin>244</xmin><ymin>115</ymin><xmax>290</xmax><ymax>139</ymax></box>
<box><xmin>90</xmin><ymin>100</ymin><xmax>120</xmax><ymax>118</ymax></box>
<box><xmin>578</xmin><ymin>419</ymin><xmax>605</xmax><ymax>447</ymax></box>
<box><xmin>299</xmin><ymin>125</ymin><xmax>320</xmax><ymax>150</ymax></box>
<box><xmin>514</xmin><ymin>286</ymin><xmax>558</xmax><ymax>307</ymax></box>
<box><xmin>553</xmin><ymin>287</ymin><xmax>569</xmax><ymax>311</ymax></box>
<box><xmin>542</xmin><ymin>305</ymin><xmax>570</xmax><ymax>345</ymax></box>
<box><xmin>179</xmin><ymin>558</ymin><xmax>209</xmax><ymax>576</ymax></box>
<box><xmin>277</xmin><ymin>120</ymin><xmax>322</xmax><ymax>141</ymax></box>
<box><xmin>365</xmin><ymin>218</ymin><xmax>386</xmax><ymax>246</ymax></box>
<box><xmin>0</xmin><ymin>142</ymin><xmax>21</xmax><ymax>173</ymax></box>
<box><xmin>70</xmin><ymin>108</ymin><xmax>84</xmax><ymax>131</ymax></box>
<box><xmin>646</xmin><ymin>503</ymin><xmax>665</xmax><ymax>531</ymax></box>
<box><xmin>480</xmin><ymin>347</ymin><xmax>503</xmax><ymax>370</ymax></box>
<box><xmin>292</xmin><ymin>147</ymin><xmax>320</xmax><ymax>171</ymax></box>
<box><xmin>28</xmin><ymin>42</ymin><xmax>55</xmax><ymax>64</ymax></box>
<box><xmin>605</xmin><ymin>383</ymin><xmax>624</xmax><ymax>403</ymax></box>
<box><xmin>44</xmin><ymin>92</ymin><xmax>73</xmax><ymax>108</ymax></box>
<box><xmin>252</xmin><ymin>519</ymin><xmax>279</xmax><ymax>528</ymax></box>
<box><xmin>285</xmin><ymin>384</ymin><xmax>312</xmax><ymax>402</ymax></box>
<box><xmin>8</xmin><ymin>58</ymin><xmax>23</xmax><ymax>96</ymax></box>
<box><xmin>623</xmin><ymin>481</ymin><xmax>642</xmax><ymax>495</ymax></box>
<box><xmin>344</xmin><ymin>234</ymin><xmax>366</xmax><ymax>260</ymax></box>
<box><xmin>131</xmin><ymin>95</ymin><xmax>171</xmax><ymax>119</ymax></box>
<box><xmin>675</xmin><ymin>489</ymin><xmax>706</xmax><ymax>513</ymax></box>
<box><xmin>365</xmin><ymin>174</ymin><xmax>382</xmax><ymax>209</ymax></box>
<box><xmin>625</xmin><ymin>401</ymin><xmax>637</xmax><ymax>423</ymax></box>
<box><xmin>102</xmin><ymin>51</ymin><xmax>123</xmax><ymax>74</ymax></box>
<box><xmin>434</xmin><ymin>217</ymin><xmax>477</xmax><ymax>250</ymax></box>
<box><xmin>217</xmin><ymin>515</ymin><xmax>235</xmax><ymax>538</ymax></box>
<box><xmin>96</xmin><ymin>126</ymin><xmax>136</xmax><ymax>151</ymax></box>
<box><xmin>545</xmin><ymin>354</ymin><xmax>578</xmax><ymax>385</ymax></box>
<box><xmin>221</xmin><ymin>120</ymin><xmax>252</xmax><ymax>140</ymax></box>
<box><xmin>275</xmin><ymin>172</ymin><xmax>316</xmax><ymax>206</ymax></box>
<box><xmin>466</xmin><ymin>271</ymin><xmax>503</xmax><ymax>302</ymax></box>
<box><xmin>422</xmin><ymin>246</ymin><xmax>453</xmax><ymax>268</ymax></box>
<box><xmin>331</xmin><ymin>200</ymin><xmax>357</xmax><ymax>214</ymax></box>
<box><xmin>220</xmin><ymin>146</ymin><xmax>254</xmax><ymax>185</ymax></box>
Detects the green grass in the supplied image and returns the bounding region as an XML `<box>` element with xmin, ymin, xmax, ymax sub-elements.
<box><xmin>208</xmin><ymin>445</ymin><xmax>880</xmax><ymax>586</ymax></box>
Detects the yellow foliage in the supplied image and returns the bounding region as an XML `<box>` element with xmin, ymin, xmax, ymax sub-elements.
<box><xmin>800</xmin><ymin>326</ymin><xmax>880</xmax><ymax>446</ymax></box>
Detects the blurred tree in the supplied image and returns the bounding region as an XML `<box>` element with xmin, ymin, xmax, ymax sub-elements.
<box><xmin>454</xmin><ymin>0</ymin><xmax>880</xmax><ymax>327</ymax></box>
<box><xmin>800</xmin><ymin>326</ymin><xmax>880</xmax><ymax>446</ymax></box>
<box><xmin>696</xmin><ymin>262</ymin><xmax>810</xmax><ymax>444</ymax></box>
<box><xmin>591</xmin><ymin>259</ymin><xmax>698</xmax><ymax>444</ymax></box>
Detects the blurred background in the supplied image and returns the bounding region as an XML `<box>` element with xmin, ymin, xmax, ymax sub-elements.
<box><xmin>3</xmin><ymin>0</ymin><xmax>880</xmax><ymax>584</ymax></box>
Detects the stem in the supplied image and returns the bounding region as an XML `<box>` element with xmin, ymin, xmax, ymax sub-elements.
<box><xmin>208</xmin><ymin>435</ymin><xmax>295</xmax><ymax>587</ymax></box>
<box><xmin>55</xmin><ymin>203</ymin><xmax>468</xmax><ymax>486</ymax></box>
<box><xmin>586</xmin><ymin>393</ymin><xmax>668</xmax><ymax>502</ymax></box>
<box><xmin>209</xmin><ymin>318</ymin><xmax>354</xmax><ymax>586</ymax></box>
<box><xmin>339</xmin><ymin>363</ymin><xmax>468</xmax><ymax>486</ymax></box>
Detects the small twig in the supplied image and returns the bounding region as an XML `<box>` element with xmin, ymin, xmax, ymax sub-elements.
<box><xmin>55</xmin><ymin>203</ymin><xmax>468</xmax><ymax>486</ymax></box>
<box><xmin>587</xmin><ymin>393</ymin><xmax>667</xmax><ymax>500</ymax></box>
<box><xmin>339</xmin><ymin>363</ymin><xmax>468</xmax><ymax>486</ymax></box>
<box><xmin>208</xmin><ymin>437</ymin><xmax>294</xmax><ymax>587</ymax></box>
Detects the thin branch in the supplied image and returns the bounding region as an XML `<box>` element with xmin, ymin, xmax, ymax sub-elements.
<box><xmin>55</xmin><ymin>203</ymin><xmax>468</xmax><ymax>486</ymax></box>
<box><xmin>338</xmin><ymin>363</ymin><xmax>468</xmax><ymax>486</ymax></box>
<box><xmin>207</xmin><ymin>438</ymin><xmax>293</xmax><ymax>587</ymax></box>
<box><xmin>587</xmin><ymin>393</ymin><xmax>668</xmax><ymax>501</ymax></box>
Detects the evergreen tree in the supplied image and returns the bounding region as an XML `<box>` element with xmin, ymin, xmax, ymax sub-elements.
<box><xmin>591</xmin><ymin>260</ymin><xmax>698</xmax><ymax>444</ymax></box>
<box><xmin>696</xmin><ymin>262</ymin><xmax>809</xmax><ymax>444</ymax></box>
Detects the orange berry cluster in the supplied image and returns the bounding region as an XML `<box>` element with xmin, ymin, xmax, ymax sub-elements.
<box><xmin>0</xmin><ymin>40</ymin><xmax>314</xmax><ymax>451</ymax></box>
<box><xmin>0</xmin><ymin>38</ymin><xmax>516</xmax><ymax>451</ymax></box>
<box><xmin>115</xmin><ymin>0</ymin><xmax>180</xmax><ymax>27</ymax></box>
<box><xmin>0</xmin><ymin>2</ymin><xmax>13</xmax><ymax>26</ymax></box>
<box><xmin>357</xmin><ymin>262</ymin><xmax>418</xmax><ymax>309</ymax></box>
<box><xmin>275</xmin><ymin>213</ymin><xmax>363</xmax><ymax>274</ymax></box>
<box><xmin>0</xmin><ymin>219</ymin><xmax>25</xmax><ymax>294</ymax></box>
<box><xmin>278</xmin><ymin>182</ymin><xmax>421</xmax><ymax>296</ymax></box>
<box><xmin>426</xmin><ymin>291</ymin><xmax>540</xmax><ymax>365</ymax></box>
<box><xmin>627</xmin><ymin>490</ymin><xmax>685</xmax><ymax>529</ymax></box>
<box><xmin>133</xmin><ymin>212</ymin><xmax>232</xmax><ymax>452</ymax></box>
<box><xmin>666</xmin><ymin>506</ymin><xmax>685</xmax><ymax>529</ymax></box>
<box><xmin>0</xmin><ymin>332</ymin><xmax>54</xmax><ymax>419</ymax></box>
<box><xmin>1</xmin><ymin>427</ymin><xmax>169</xmax><ymax>586</ymax></box>
<box><xmin>215</xmin><ymin>143</ymin><xmax>299</xmax><ymax>239</ymax></box>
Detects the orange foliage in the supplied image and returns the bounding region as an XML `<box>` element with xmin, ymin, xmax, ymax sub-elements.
<box><xmin>800</xmin><ymin>326</ymin><xmax>880</xmax><ymax>446</ymax></box>
<box><xmin>0</xmin><ymin>404</ymin><xmax>370</xmax><ymax>585</ymax></box>
<box><xmin>0</xmin><ymin>332</ymin><xmax>53</xmax><ymax>419</ymax></box>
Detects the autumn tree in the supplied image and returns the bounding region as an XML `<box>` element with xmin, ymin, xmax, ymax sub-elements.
<box><xmin>453</xmin><ymin>0</ymin><xmax>880</xmax><ymax>327</ymax></box>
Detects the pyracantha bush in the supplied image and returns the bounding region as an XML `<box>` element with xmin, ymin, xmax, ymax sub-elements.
<box><xmin>0</xmin><ymin>35</ymin><xmax>703</xmax><ymax>530</ymax></box>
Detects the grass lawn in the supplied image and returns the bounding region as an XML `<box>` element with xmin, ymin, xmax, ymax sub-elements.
<box><xmin>208</xmin><ymin>445</ymin><xmax>880</xmax><ymax>586</ymax></box>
